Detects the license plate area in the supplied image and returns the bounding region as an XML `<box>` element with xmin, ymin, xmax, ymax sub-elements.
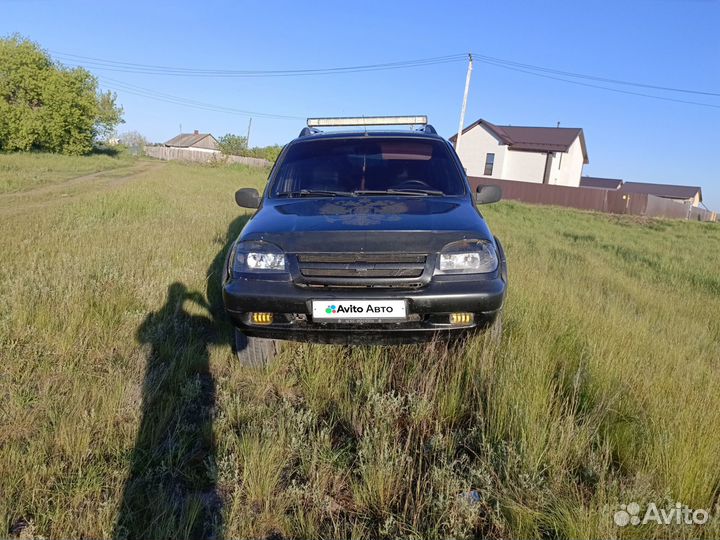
<box><xmin>312</xmin><ymin>299</ymin><xmax>407</xmax><ymax>322</ymax></box>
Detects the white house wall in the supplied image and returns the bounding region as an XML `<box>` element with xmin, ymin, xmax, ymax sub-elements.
<box><xmin>455</xmin><ymin>125</ymin><xmax>509</xmax><ymax>178</ymax></box>
<box><xmin>547</xmin><ymin>137</ymin><xmax>584</xmax><ymax>187</ymax></box>
<box><xmin>503</xmin><ymin>150</ymin><xmax>547</xmax><ymax>183</ymax></box>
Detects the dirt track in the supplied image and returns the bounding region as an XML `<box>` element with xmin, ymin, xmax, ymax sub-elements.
<box><xmin>0</xmin><ymin>160</ymin><xmax>165</xmax><ymax>217</ymax></box>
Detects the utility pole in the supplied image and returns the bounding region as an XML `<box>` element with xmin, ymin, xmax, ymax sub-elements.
<box><xmin>246</xmin><ymin>117</ymin><xmax>252</xmax><ymax>149</ymax></box>
<box><xmin>454</xmin><ymin>53</ymin><xmax>473</xmax><ymax>151</ymax></box>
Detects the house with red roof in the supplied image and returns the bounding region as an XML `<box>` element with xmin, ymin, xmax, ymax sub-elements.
<box><xmin>450</xmin><ymin>119</ymin><xmax>589</xmax><ymax>187</ymax></box>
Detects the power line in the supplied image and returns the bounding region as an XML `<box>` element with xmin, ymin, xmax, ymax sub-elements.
<box><xmin>475</xmin><ymin>58</ymin><xmax>720</xmax><ymax>110</ymax></box>
<box><xmin>54</xmin><ymin>48</ymin><xmax>719</xmax><ymax>100</ymax></box>
<box><xmin>52</xmin><ymin>51</ymin><xmax>466</xmax><ymax>78</ymax></box>
<box><xmin>85</xmin><ymin>50</ymin><xmax>720</xmax><ymax>114</ymax></box>
<box><xmin>472</xmin><ymin>53</ymin><xmax>720</xmax><ymax>98</ymax></box>
<box><xmin>99</xmin><ymin>77</ymin><xmax>305</xmax><ymax>120</ymax></box>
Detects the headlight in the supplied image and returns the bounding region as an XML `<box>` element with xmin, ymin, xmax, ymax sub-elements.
<box><xmin>246</xmin><ymin>252</ymin><xmax>285</xmax><ymax>270</ymax></box>
<box><xmin>435</xmin><ymin>239</ymin><xmax>498</xmax><ymax>274</ymax></box>
<box><xmin>233</xmin><ymin>241</ymin><xmax>286</xmax><ymax>273</ymax></box>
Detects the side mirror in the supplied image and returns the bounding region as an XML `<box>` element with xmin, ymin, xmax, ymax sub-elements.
<box><xmin>235</xmin><ymin>188</ymin><xmax>260</xmax><ymax>209</ymax></box>
<box><xmin>476</xmin><ymin>185</ymin><xmax>502</xmax><ymax>205</ymax></box>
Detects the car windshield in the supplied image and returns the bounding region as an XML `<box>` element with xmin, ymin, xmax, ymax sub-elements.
<box><xmin>271</xmin><ymin>137</ymin><xmax>466</xmax><ymax>197</ymax></box>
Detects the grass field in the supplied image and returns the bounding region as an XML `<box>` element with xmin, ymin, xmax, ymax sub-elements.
<box><xmin>1</xmin><ymin>154</ymin><xmax>719</xmax><ymax>539</ymax></box>
<box><xmin>0</xmin><ymin>149</ymin><xmax>136</xmax><ymax>193</ymax></box>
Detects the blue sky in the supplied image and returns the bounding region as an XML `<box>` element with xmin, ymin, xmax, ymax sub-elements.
<box><xmin>3</xmin><ymin>0</ymin><xmax>719</xmax><ymax>208</ymax></box>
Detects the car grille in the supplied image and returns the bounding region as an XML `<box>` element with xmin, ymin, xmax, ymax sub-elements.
<box><xmin>296</xmin><ymin>253</ymin><xmax>427</xmax><ymax>286</ymax></box>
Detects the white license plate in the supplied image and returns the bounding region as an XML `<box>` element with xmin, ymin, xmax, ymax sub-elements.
<box><xmin>312</xmin><ymin>299</ymin><xmax>407</xmax><ymax>321</ymax></box>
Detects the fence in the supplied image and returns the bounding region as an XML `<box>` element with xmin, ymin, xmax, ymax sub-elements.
<box><xmin>689</xmin><ymin>205</ymin><xmax>717</xmax><ymax>222</ymax></box>
<box><xmin>468</xmin><ymin>177</ymin><xmax>716</xmax><ymax>222</ymax></box>
<box><xmin>145</xmin><ymin>146</ymin><xmax>270</xmax><ymax>168</ymax></box>
<box><xmin>644</xmin><ymin>194</ymin><xmax>690</xmax><ymax>220</ymax></box>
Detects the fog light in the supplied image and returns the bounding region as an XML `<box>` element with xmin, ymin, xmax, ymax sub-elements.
<box><xmin>251</xmin><ymin>312</ymin><xmax>274</xmax><ymax>325</ymax></box>
<box><xmin>449</xmin><ymin>312</ymin><xmax>473</xmax><ymax>325</ymax></box>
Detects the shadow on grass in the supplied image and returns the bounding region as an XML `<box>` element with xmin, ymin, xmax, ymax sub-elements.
<box><xmin>115</xmin><ymin>215</ymin><xmax>249</xmax><ymax>539</ymax></box>
<box><xmin>90</xmin><ymin>145</ymin><xmax>121</xmax><ymax>157</ymax></box>
<box><xmin>115</xmin><ymin>283</ymin><xmax>221</xmax><ymax>539</ymax></box>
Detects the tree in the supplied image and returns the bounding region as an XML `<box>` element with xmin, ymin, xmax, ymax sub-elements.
<box><xmin>246</xmin><ymin>144</ymin><xmax>283</xmax><ymax>163</ymax></box>
<box><xmin>0</xmin><ymin>35</ymin><xmax>124</xmax><ymax>155</ymax></box>
<box><xmin>218</xmin><ymin>133</ymin><xmax>248</xmax><ymax>156</ymax></box>
<box><xmin>217</xmin><ymin>131</ymin><xmax>282</xmax><ymax>163</ymax></box>
<box><xmin>119</xmin><ymin>131</ymin><xmax>147</xmax><ymax>156</ymax></box>
<box><xmin>95</xmin><ymin>90</ymin><xmax>124</xmax><ymax>142</ymax></box>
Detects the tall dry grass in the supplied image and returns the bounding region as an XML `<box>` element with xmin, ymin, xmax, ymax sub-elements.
<box><xmin>0</xmin><ymin>157</ymin><xmax>719</xmax><ymax>539</ymax></box>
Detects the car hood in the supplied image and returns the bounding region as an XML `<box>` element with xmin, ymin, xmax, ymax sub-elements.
<box><xmin>239</xmin><ymin>197</ymin><xmax>494</xmax><ymax>253</ymax></box>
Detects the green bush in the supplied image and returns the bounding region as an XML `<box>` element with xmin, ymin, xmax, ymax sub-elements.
<box><xmin>245</xmin><ymin>144</ymin><xmax>283</xmax><ymax>163</ymax></box>
<box><xmin>218</xmin><ymin>132</ymin><xmax>282</xmax><ymax>163</ymax></box>
<box><xmin>0</xmin><ymin>35</ymin><xmax>123</xmax><ymax>155</ymax></box>
<box><xmin>218</xmin><ymin>133</ymin><xmax>248</xmax><ymax>156</ymax></box>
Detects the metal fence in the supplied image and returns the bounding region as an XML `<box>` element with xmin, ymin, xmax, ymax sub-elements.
<box><xmin>468</xmin><ymin>177</ymin><xmax>716</xmax><ymax>222</ymax></box>
<box><xmin>689</xmin><ymin>205</ymin><xmax>717</xmax><ymax>222</ymax></box>
<box><xmin>145</xmin><ymin>146</ymin><xmax>270</xmax><ymax>168</ymax></box>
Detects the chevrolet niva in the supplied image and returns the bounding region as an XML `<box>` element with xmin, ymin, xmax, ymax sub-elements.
<box><xmin>222</xmin><ymin>116</ymin><xmax>507</xmax><ymax>364</ymax></box>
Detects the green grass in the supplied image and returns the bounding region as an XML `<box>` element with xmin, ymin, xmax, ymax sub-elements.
<box><xmin>1</xmin><ymin>155</ymin><xmax>719</xmax><ymax>539</ymax></box>
<box><xmin>0</xmin><ymin>148</ymin><xmax>136</xmax><ymax>193</ymax></box>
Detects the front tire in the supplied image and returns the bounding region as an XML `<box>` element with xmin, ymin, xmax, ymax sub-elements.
<box><xmin>234</xmin><ymin>329</ymin><xmax>279</xmax><ymax>367</ymax></box>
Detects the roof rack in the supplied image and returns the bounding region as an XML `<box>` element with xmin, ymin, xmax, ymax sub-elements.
<box><xmin>300</xmin><ymin>115</ymin><xmax>437</xmax><ymax>137</ymax></box>
<box><xmin>307</xmin><ymin>115</ymin><xmax>428</xmax><ymax>127</ymax></box>
<box><xmin>298</xmin><ymin>127</ymin><xmax>321</xmax><ymax>137</ymax></box>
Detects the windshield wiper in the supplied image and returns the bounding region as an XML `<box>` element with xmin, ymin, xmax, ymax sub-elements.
<box><xmin>276</xmin><ymin>189</ymin><xmax>353</xmax><ymax>198</ymax></box>
<box><xmin>390</xmin><ymin>188</ymin><xmax>445</xmax><ymax>196</ymax></box>
<box><xmin>353</xmin><ymin>188</ymin><xmax>445</xmax><ymax>197</ymax></box>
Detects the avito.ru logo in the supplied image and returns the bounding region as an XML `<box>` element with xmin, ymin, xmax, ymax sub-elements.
<box><xmin>323</xmin><ymin>303</ymin><xmax>396</xmax><ymax>315</ymax></box>
<box><xmin>614</xmin><ymin>502</ymin><xmax>711</xmax><ymax>527</ymax></box>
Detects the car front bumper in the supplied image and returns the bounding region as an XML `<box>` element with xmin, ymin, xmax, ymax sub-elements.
<box><xmin>223</xmin><ymin>275</ymin><xmax>506</xmax><ymax>344</ymax></box>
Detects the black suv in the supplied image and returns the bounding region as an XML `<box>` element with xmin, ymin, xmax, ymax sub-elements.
<box><xmin>222</xmin><ymin>117</ymin><xmax>507</xmax><ymax>364</ymax></box>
